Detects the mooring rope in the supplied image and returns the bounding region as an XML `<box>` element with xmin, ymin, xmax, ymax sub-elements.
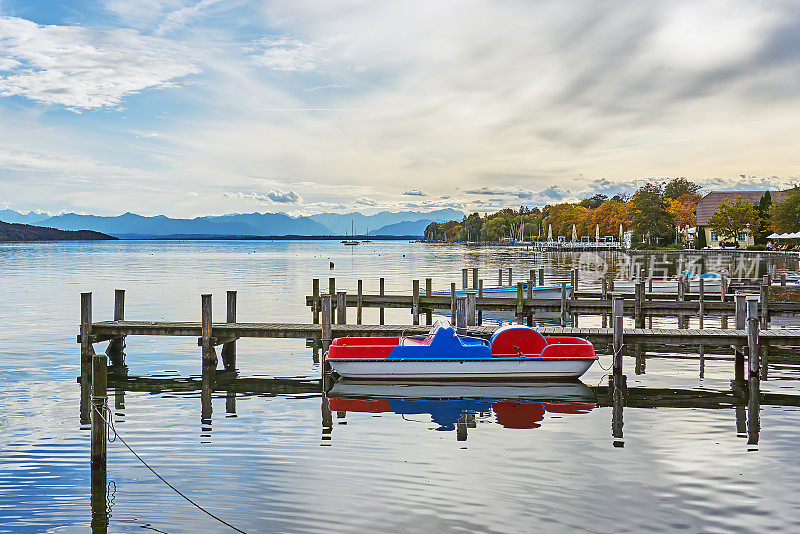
<box><xmin>93</xmin><ymin>406</ymin><xmax>248</xmax><ymax>534</ymax></box>
<box><xmin>595</xmin><ymin>346</ymin><xmax>622</xmax><ymax>372</ymax></box>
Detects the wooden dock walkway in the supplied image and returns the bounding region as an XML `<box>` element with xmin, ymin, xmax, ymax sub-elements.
<box><xmin>85</xmin><ymin>319</ymin><xmax>800</xmax><ymax>347</ymax></box>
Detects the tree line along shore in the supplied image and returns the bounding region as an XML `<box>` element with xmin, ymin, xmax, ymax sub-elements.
<box><xmin>424</xmin><ymin>177</ymin><xmax>800</xmax><ymax>250</ymax></box>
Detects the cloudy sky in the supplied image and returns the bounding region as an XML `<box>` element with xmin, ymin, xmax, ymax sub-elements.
<box><xmin>1</xmin><ymin>0</ymin><xmax>799</xmax><ymax>217</ymax></box>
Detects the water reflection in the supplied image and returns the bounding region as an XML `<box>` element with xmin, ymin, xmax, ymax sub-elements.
<box><xmin>326</xmin><ymin>380</ymin><xmax>596</xmax><ymax>439</ymax></box>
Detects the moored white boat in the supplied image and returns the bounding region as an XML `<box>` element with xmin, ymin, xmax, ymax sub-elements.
<box><xmin>327</xmin><ymin>323</ymin><xmax>597</xmax><ymax>381</ymax></box>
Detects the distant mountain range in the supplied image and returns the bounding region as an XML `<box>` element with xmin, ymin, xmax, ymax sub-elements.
<box><xmin>0</xmin><ymin>220</ymin><xmax>115</xmax><ymax>242</ymax></box>
<box><xmin>0</xmin><ymin>208</ymin><xmax>464</xmax><ymax>238</ymax></box>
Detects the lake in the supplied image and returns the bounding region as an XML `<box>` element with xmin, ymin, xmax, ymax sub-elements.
<box><xmin>1</xmin><ymin>240</ymin><xmax>800</xmax><ymax>533</ymax></box>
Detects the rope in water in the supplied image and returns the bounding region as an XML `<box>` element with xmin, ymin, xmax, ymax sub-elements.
<box><xmin>93</xmin><ymin>406</ymin><xmax>248</xmax><ymax>534</ymax></box>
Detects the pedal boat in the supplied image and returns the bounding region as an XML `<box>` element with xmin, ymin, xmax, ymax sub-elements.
<box><xmin>326</xmin><ymin>324</ymin><xmax>597</xmax><ymax>381</ymax></box>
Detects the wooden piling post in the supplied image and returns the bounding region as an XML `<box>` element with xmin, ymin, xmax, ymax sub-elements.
<box><xmin>538</xmin><ymin>267</ymin><xmax>545</xmax><ymax>286</ymax></box>
<box><xmin>634</xmin><ymin>281</ymin><xmax>644</xmax><ymax>328</ymax></box>
<box><xmin>90</xmin><ymin>344</ymin><xmax>108</xmax><ymax>530</ymax></box>
<box><xmin>379</xmin><ymin>278</ymin><xmax>385</xmax><ymax>325</ymax></box>
<box><xmin>498</xmin><ymin>268</ymin><xmax>503</xmax><ymax>286</ymax></box>
<box><xmin>516</xmin><ymin>282</ymin><xmax>524</xmax><ymax>324</ymax></box>
<box><xmin>781</xmin><ymin>273</ymin><xmax>787</xmax><ymax>287</ymax></box>
<box><xmin>612</xmin><ymin>294</ymin><xmax>624</xmax><ymax>375</ymax></box>
<box><xmin>601</xmin><ymin>277</ymin><xmax>608</xmax><ymax>300</ymax></box>
<box><xmin>462</xmin><ymin>269</ymin><xmax>468</xmax><ymax>290</ymax></box>
<box><xmin>312</xmin><ymin>279</ymin><xmax>320</xmax><ymax>324</ymax></box>
<box><xmin>746</xmin><ymin>295</ymin><xmax>760</xmax><ymax>378</ymax></box>
<box><xmin>221</xmin><ymin>290</ymin><xmax>237</xmax><ymax>371</ymax></box>
<box><xmin>734</xmin><ymin>292</ymin><xmax>746</xmax><ymax>382</ymax></box>
<box><xmin>530</xmin><ymin>269</ymin><xmax>536</xmax><ymax>286</ymax></box>
<box><xmin>90</xmin><ymin>348</ymin><xmax>107</xmax><ymax>472</ymax></box>
<box><xmin>508</xmin><ymin>267</ymin><xmax>513</xmax><ymax>285</ymax></box>
<box><xmin>572</xmin><ymin>268</ymin><xmax>579</xmax><ymax>295</ymax></box>
<box><xmin>466</xmin><ymin>292</ymin><xmax>477</xmax><ymax>326</ymax></box>
<box><xmin>425</xmin><ymin>278</ymin><xmax>432</xmax><ymax>325</ymax></box>
<box><xmin>201</xmin><ymin>294</ymin><xmax>217</xmax><ymax>367</ymax></box>
<box><xmin>560</xmin><ymin>282</ymin><xmax>567</xmax><ymax>327</ymax></box>
<box><xmin>336</xmin><ymin>291</ymin><xmax>347</xmax><ymax>325</ymax></box>
<box><xmin>721</xmin><ymin>274</ymin><xmax>728</xmax><ymax>301</ymax></box>
<box><xmin>456</xmin><ymin>296</ymin><xmax>467</xmax><ymax>335</ymax></box>
<box><xmin>478</xmin><ymin>280</ymin><xmax>484</xmax><ymax>325</ymax></box>
<box><xmin>321</xmin><ymin>294</ymin><xmax>332</xmax><ymax>354</ymax></box>
<box><xmin>357</xmin><ymin>280</ymin><xmax>363</xmax><ymax>325</ymax></box>
<box><xmin>450</xmin><ymin>283</ymin><xmax>457</xmax><ymax>323</ymax></box>
<box><xmin>760</xmin><ymin>275</ymin><xmax>769</xmax><ymax>328</ymax></box>
<box><xmin>106</xmin><ymin>289</ymin><xmax>126</xmax><ymax>366</ymax></box>
<box><xmin>329</xmin><ymin>277</ymin><xmax>336</xmax><ymax>299</ymax></box>
<box><xmin>81</xmin><ymin>292</ymin><xmax>94</xmax><ymax>368</ymax></box>
<box><xmin>472</xmin><ymin>268</ymin><xmax>478</xmax><ymax>289</ymax></box>
<box><xmin>412</xmin><ymin>279</ymin><xmax>420</xmax><ymax>326</ymax></box>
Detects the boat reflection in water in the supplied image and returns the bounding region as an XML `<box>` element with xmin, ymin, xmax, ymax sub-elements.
<box><xmin>327</xmin><ymin>380</ymin><xmax>596</xmax><ymax>436</ymax></box>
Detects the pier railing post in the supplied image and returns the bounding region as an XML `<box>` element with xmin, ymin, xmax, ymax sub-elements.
<box><xmin>760</xmin><ymin>275</ymin><xmax>769</xmax><ymax>328</ymax></box>
<box><xmin>201</xmin><ymin>294</ymin><xmax>217</xmax><ymax>368</ymax></box>
<box><xmin>462</xmin><ymin>269</ymin><xmax>468</xmax><ymax>290</ymax></box>
<box><xmin>734</xmin><ymin>292</ymin><xmax>746</xmax><ymax>382</ymax></box>
<box><xmin>312</xmin><ymin>279</ymin><xmax>320</xmax><ymax>324</ymax></box>
<box><xmin>336</xmin><ymin>291</ymin><xmax>347</xmax><ymax>325</ymax></box>
<box><xmin>612</xmin><ymin>294</ymin><xmax>624</xmax><ymax>375</ymax></box>
<box><xmin>321</xmin><ymin>294</ymin><xmax>332</xmax><ymax>354</ymax></box>
<box><xmin>634</xmin><ymin>281</ymin><xmax>644</xmax><ymax>328</ymax></box>
<box><xmin>466</xmin><ymin>292</ymin><xmax>476</xmax><ymax>326</ymax></box>
<box><xmin>508</xmin><ymin>267</ymin><xmax>513</xmax><ymax>285</ymax></box>
<box><xmin>530</xmin><ymin>269</ymin><xmax>536</xmax><ymax>286</ymax></box>
<box><xmin>106</xmin><ymin>289</ymin><xmax>126</xmax><ymax>366</ymax></box>
<box><xmin>560</xmin><ymin>282</ymin><xmax>567</xmax><ymax>327</ymax></box>
<box><xmin>450</xmin><ymin>283</ymin><xmax>457</xmax><ymax>323</ymax></box>
<box><xmin>412</xmin><ymin>280</ymin><xmax>420</xmax><ymax>326</ymax></box>
<box><xmin>472</xmin><ymin>268</ymin><xmax>478</xmax><ymax>289</ymax></box>
<box><xmin>572</xmin><ymin>268</ymin><xmax>578</xmax><ymax>296</ymax></box>
<box><xmin>477</xmin><ymin>280</ymin><xmax>483</xmax><ymax>325</ymax></box>
<box><xmin>601</xmin><ymin>277</ymin><xmax>608</xmax><ymax>301</ymax></box>
<box><xmin>538</xmin><ymin>267</ymin><xmax>545</xmax><ymax>286</ymax></box>
<box><xmin>698</xmin><ymin>278</ymin><xmax>705</xmax><ymax>329</ymax></box>
<box><xmin>746</xmin><ymin>295</ymin><xmax>760</xmax><ymax>378</ymax></box>
<box><xmin>425</xmin><ymin>278</ymin><xmax>433</xmax><ymax>325</ymax></box>
<box><xmin>526</xmin><ymin>274</ymin><xmax>533</xmax><ymax>326</ymax></box>
<box><xmin>379</xmin><ymin>278</ymin><xmax>385</xmax><ymax>325</ymax></box>
<box><xmin>221</xmin><ymin>290</ymin><xmax>237</xmax><ymax>371</ymax></box>
<box><xmin>456</xmin><ymin>296</ymin><xmax>467</xmax><ymax>335</ymax></box>
<box><xmin>516</xmin><ymin>282</ymin><xmax>524</xmax><ymax>324</ymax></box>
<box><xmin>498</xmin><ymin>268</ymin><xmax>503</xmax><ymax>287</ymax></box>
<box><xmin>81</xmin><ymin>292</ymin><xmax>94</xmax><ymax>369</ymax></box>
<box><xmin>357</xmin><ymin>280</ymin><xmax>363</xmax><ymax>325</ymax></box>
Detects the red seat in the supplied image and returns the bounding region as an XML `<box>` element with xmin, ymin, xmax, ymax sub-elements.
<box><xmin>490</xmin><ymin>327</ymin><xmax>548</xmax><ymax>357</ymax></box>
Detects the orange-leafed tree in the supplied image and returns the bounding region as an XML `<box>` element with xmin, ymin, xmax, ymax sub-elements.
<box><xmin>666</xmin><ymin>193</ymin><xmax>698</xmax><ymax>229</ymax></box>
<box><xmin>588</xmin><ymin>200</ymin><xmax>632</xmax><ymax>237</ymax></box>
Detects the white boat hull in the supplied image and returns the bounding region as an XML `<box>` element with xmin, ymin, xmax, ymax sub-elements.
<box><xmin>612</xmin><ymin>280</ymin><xmax>722</xmax><ymax>294</ymax></box>
<box><xmin>330</xmin><ymin>358</ymin><xmax>595</xmax><ymax>381</ymax></box>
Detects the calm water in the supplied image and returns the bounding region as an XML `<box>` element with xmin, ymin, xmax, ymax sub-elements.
<box><xmin>2</xmin><ymin>241</ymin><xmax>800</xmax><ymax>533</ymax></box>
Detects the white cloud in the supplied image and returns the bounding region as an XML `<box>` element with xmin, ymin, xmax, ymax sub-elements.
<box><xmin>248</xmin><ymin>37</ymin><xmax>319</xmax><ymax>72</ymax></box>
<box><xmin>0</xmin><ymin>16</ymin><xmax>200</xmax><ymax>109</ymax></box>
<box><xmin>222</xmin><ymin>189</ymin><xmax>302</xmax><ymax>203</ymax></box>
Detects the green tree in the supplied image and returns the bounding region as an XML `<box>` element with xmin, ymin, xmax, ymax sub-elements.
<box><xmin>753</xmin><ymin>191</ymin><xmax>772</xmax><ymax>245</ymax></box>
<box><xmin>771</xmin><ymin>188</ymin><xmax>800</xmax><ymax>233</ymax></box>
<box><xmin>664</xmin><ymin>177</ymin><xmax>702</xmax><ymax>200</ymax></box>
<box><xmin>707</xmin><ymin>195</ymin><xmax>758</xmax><ymax>243</ymax></box>
<box><xmin>580</xmin><ymin>194</ymin><xmax>607</xmax><ymax>209</ymax></box>
<box><xmin>480</xmin><ymin>217</ymin><xmax>508</xmax><ymax>241</ymax></box>
<box><xmin>695</xmin><ymin>226</ymin><xmax>707</xmax><ymax>249</ymax></box>
<box><xmin>630</xmin><ymin>183</ymin><xmax>674</xmax><ymax>244</ymax></box>
<box><xmin>463</xmin><ymin>212</ymin><xmax>483</xmax><ymax>242</ymax></box>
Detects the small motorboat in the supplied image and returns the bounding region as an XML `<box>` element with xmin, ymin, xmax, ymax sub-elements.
<box><xmin>326</xmin><ymin>323</ymin><xmax>597</xmax><ymax>380</ymax></box>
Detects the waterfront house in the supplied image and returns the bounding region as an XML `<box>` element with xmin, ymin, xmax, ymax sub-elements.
<box><xmin>695</xmin><ymin>189</ymin><xmax>791</xmax><ymax>247</ymax></box>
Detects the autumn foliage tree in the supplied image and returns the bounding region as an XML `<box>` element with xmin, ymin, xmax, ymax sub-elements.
<box><xmin>771</xmin><ymin>188</ymin><xmax>800</xmax><ymax>233</ymax></box>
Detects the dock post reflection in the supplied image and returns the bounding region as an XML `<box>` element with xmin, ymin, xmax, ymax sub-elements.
<box><xmin>90</xmin><ymin>465</ymin><xmax>108</xmax><ymax>533</ymax></box>
<box><xmin>201</xmin><ymin>364</ymin><xmax>214</xmax><ymax>426</ymax></box>
<box><xmin>457</xmin><ymin>414</ymin><xmax>468</xmax><ymax>441</ymax></box>
<box><xmin>225</xmin><ymin>389</ymin><xmax>236</xmax><ymax>416</ymax></box>
<box><xmin>321</xmin><ymin>391</ymin><xmax>333</xmax><ymax>443</ymax></box>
